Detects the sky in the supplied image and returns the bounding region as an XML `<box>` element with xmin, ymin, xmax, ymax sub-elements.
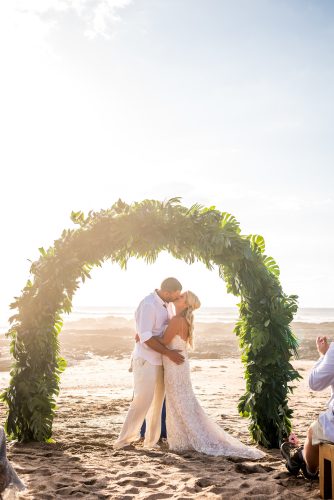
<box><xmin>1</xmin><ymin>0</ymin><xmax>334</xmax><ymax>326</ymax></box>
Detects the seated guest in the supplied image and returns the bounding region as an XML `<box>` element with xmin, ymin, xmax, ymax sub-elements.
<box><xmin>0</xmin><ymin>427</ymin><xmax>25</xmax><ymax>493</ymax></box>
<box><xmin>281</xmin><ymin>335</ymin><xmax>334</xmax><ymax>479</ymax></box>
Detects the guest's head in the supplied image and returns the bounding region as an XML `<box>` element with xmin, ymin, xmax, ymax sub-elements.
<box><xmin>158</xmin><ymin>277</ymin><xmax>182</xmax><ymax>302</ymax></box>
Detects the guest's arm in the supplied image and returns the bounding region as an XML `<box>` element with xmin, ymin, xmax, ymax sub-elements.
<box><xmin>309</xmin><ymin>337</ymin><xmax>334</xmax><ymax>391</ymax></box>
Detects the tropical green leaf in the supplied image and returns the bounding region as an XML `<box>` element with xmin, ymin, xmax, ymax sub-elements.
<box><xmin>263</xmin><ymin>255</ymin><xmax>280</xmax><ymax>277</ymax></box>
<box><xmin>247</xmin><ymin>234</ymin><xmax>266</xmax><ymax>253</ymax></box>
<box><xmin>2</xmin><ymin>198</ymin><xmax>298</xmax><ymax>447</ymax></box>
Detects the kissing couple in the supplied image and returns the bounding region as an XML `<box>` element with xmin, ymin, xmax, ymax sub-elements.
<box><xmin>114</xmin><ymin>277</ymin><xmax>264</xmax><ymax>459</ymax></box>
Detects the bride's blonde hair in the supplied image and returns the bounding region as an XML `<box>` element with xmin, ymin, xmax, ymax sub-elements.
<box><xmin>182</xmin><ymin>291</ymin><xmax>201</xmax><ymax>348</ymax></box>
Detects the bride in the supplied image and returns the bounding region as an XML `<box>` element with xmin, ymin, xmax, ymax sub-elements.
<box><xmin>160</xmin><ymin>291</ymin><xmax>265</xmax><ymax>460</ymax></box>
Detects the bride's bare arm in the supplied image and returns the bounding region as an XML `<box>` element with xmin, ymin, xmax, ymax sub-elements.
<box><xmin>135</xmin><ymin>317</ymin><xmax>184</xmax><ymax>345</ymax></box>
<box><xmin>159</xmin><ymin>317</ymin><xmax>187</xmax><ymax>345</ymax></box>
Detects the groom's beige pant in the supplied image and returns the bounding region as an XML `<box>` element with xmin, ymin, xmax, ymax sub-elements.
<box><xmin>114</xmin><ymin>357</ymin><xmax>165</xmax><ymax>449</ymax></box>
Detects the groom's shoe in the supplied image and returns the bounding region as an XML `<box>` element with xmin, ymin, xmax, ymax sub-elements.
<box><xmin>114</xmin><ymin>443</ymin><xmax>136</xmax><ymax>451</ymax></box>
<box><xmin>143</xmin><ymin>443</ymin><xmax>160</xmax><ymax>450</ymax></box>
<box><xmin>113</xmin><ymin>440</ymin><xmax>136</xmax><ymax>450</ymax></box>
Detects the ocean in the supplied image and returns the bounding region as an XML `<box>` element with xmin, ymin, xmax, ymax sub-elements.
<box><xmin>1</xmin><ymin>307</ymin><xmax>334</xmax><ymax>334</ymax></box>
<box><xmin>60</xmin><ymin>306</ymin><xmax>334</xmax><ymax>324</ymax></box>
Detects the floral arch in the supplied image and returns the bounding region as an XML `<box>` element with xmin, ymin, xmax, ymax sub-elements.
<box><xmin>2</xmin><ymin>199</ymin><xmax>299</xmax><ymax>448</ymax></box>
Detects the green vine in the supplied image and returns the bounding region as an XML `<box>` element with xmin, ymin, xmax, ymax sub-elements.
<box><xmin>1</xmin><ymin>198</ymin><xmax>300</xmax><ymax>446</ymax></box>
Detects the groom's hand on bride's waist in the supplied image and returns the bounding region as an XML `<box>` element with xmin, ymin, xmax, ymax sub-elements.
<box><xmin>166</xmin><ymin>349</ymin><xmax>185</xmax><ymax>365</ymax></box>
<box><xmin>134</xmin><ymin>333</ymin><xmax>184</xmax><ymax>364</ymax></box>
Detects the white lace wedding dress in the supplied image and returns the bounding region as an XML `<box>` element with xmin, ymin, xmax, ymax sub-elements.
<box><xmin>163</xmin><ymin>335</ymin><xmax>265</xmax><ymax>459</ymax></box>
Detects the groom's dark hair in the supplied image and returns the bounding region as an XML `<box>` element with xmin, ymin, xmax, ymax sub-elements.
<box><xmin>160</xmin><ymin>277</ymin><xmax>182</xmax><ymax>292</ymax></box>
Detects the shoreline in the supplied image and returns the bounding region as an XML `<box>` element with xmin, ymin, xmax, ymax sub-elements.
<box><xmin>1</xmin><ymin>318</ymin><xmax>332</xmax><ymax>371</ymax></box>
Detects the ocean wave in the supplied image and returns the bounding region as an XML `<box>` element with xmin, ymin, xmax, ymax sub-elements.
<box><xmin>1</xmin><ymin>307</ymin><xmax>334</xmax><ymax>334</ymax></box>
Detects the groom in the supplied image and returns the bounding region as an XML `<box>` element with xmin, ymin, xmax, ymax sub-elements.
<box><xmin>114</xmin><ymin>277</ymin><xmax>185</xmax><ymax>449</ymax></box>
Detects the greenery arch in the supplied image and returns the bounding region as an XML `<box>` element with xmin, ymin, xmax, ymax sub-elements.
<box><xmin>2</xmin><ymin>198</ymin><xmax>300</xmax><ymax>448</ymax></box>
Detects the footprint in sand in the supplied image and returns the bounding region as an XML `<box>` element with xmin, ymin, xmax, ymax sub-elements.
<box><xmin>195</xmin><ymin>477</ymin><xmax>213</xmax><ymax>488</ymax></box>
<box><xmin>83</xmin><ymin>478</ymin><xmax>97</xmax><ymax>485</ymax></box>
<box><xmin>234</xmin><ymin>462</ymin><xmax>273</xmax><ymax>474</ymax></box>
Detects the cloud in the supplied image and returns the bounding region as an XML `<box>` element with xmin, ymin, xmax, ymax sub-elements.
<box><xmin>10</xmin><ymin>0</ymin><xmax>133</xmax><ymax>40</ymax></box>
<box><xmin>80</xmin><ymin>0</ymin><xmax>133</xmax><ymax>39</ymax></box>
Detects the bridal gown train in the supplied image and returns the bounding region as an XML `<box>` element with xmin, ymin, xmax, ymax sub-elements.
<box><xmin>163</xmin><ymin>336</ymin><xmax>265</xmax><ymax>459</ymax></box>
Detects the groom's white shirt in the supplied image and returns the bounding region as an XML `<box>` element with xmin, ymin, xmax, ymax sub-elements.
<box><xmin>133</xmin><ymin>291</ymin><xmax>174</xmax><ymax>366</ymax></box>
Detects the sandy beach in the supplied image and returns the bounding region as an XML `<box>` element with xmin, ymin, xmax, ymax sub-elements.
<box><xmin>0</xmin><ymin>317</ymin><xmax>333</xmax><ymax>499</ymax></box>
